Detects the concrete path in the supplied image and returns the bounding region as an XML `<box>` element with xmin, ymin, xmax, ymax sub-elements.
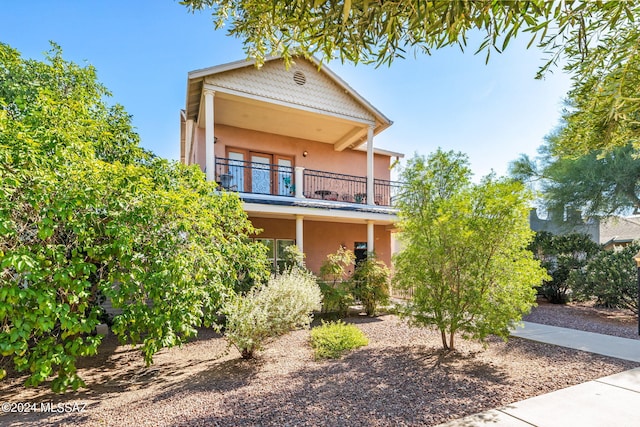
<box><xmin>435</xmin><ymin>322</ymin><xmax>640</xmax><ymax>427</ymax></box>
<box><xmin>512</xmin><ymin>321</ymin><xmax>640</xmax><ymax>363</ymax></box>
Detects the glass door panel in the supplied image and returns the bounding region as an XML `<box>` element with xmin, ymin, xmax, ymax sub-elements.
<box><xmin>251</xmin><ymin>154</ymin><xmax>272</xmax><ymax>194</ymax></box>
<box><xmin>227</xmin><ymin>151</ymin><xmax>245</xmax><ymax>192</ymax></box>
<box><xmin>277</xmin><ymin>158</ymin><xmax>293</xmax><ymax>196</ymax></box>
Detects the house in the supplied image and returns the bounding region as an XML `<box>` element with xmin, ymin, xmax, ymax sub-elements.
<box><xmin>179</xmin><ymin>57</ymin><xmax>403</xmax><ymax>274</ymax></box>
<box><xmin>599</xmin><ymin>216</ymin><xmax>640</xmax><ymax>250</ymax></box>
<box><xmin>529</xmin><ymin>208</ymin><xmax>640</xmax><ymax>250</ymax></box>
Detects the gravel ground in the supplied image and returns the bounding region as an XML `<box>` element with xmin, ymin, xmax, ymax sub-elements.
<box><xmin>523</xmin><ymin>299</ymin><xmax>639</xmax><ymax>340</ymax></box>
<box><xmin>1</xmin><ymin>302</ymin><xmax>638</xmax><ymax>427</ymax></box>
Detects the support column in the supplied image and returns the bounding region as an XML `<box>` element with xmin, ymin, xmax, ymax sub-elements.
<box><xmin>366</xmin><ymin>125</ymin><xmax>374</xmax><ymax>205</ymax></box>
<box><xmin>295</xmin><ymin>166</ymin><xmax>305</xmax><ymax>198</ymax></box>
<box><xmin>296</xmin><ymin>215</ymin><xmax>304</xmax><ymax>253</ymax></box>
<box><xmin>204</xmin><ymin>89</ymin><xmax>215</xmax><ymax>182</ymax></box>
<box><xmin>184</xmin><ymin>119</ymin><xmax>194</xmax><ymax>165</ymax></box>
<box><xmin>367</xmin><ymin>220</ymin><xmax>374</xmax><ymax>254</ymax></box>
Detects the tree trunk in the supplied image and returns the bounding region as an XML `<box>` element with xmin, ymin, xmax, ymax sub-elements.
<box><xmin>440</xmin><ymin>329</ymin><xmax>449</xmax><ymax>350</ymax></box>
<box><xmin>448</xmin><ymin>331</ymin><xmax>455</xmax><ymax>351</ymax></box>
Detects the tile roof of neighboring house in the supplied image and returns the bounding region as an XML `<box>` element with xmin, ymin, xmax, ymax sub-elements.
<box><xmin>599</xmin><ymin>216</ymin><xmax>640</xmax><ymax>246</ymax></box>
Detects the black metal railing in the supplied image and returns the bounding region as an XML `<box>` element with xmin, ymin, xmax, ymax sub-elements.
<box><xmin>374</xmin><ymin>178</ymin><xmax>405</xmax><ymax>207</ymax></box>
<box><xmin>215</xmin><ymin>157</ymin><xmax>295</xmax><ymax>196</ymax></box>
<box><xmin>304</xmin><ymin>169</ymin><xmax>403</xmax><ymax>207</ymax></box>
<box><xmin>303</xmin><ymin>169</ymin><xmax>367</xmax><ymax>203</ymax></box>
<box><xmin>215</xmin><ymin>157</ymin><xmax>403</xmax><ymax>207</ymax></box>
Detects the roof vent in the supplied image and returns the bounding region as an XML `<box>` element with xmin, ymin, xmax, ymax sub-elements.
<box><xmin>293</xmin><ymin>71</ymin><xmax>306</xmax><ymax>86</ymax></box>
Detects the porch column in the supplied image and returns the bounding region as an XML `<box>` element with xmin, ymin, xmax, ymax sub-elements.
<box><xmin>295</xmin><ymin>166</ymin><xmax>305</xmax><ymax>198</ymax></box>
<box><xmin>296</xmin><ymin>215</ymin><xmax>304</xmax><ymax>253</ymax></box>
<box><xmin>367</xmin><ymin>220</ymin><xmax>374</xmax><ymax>254</ymax></box>
<box><xmin>366</xmin><ymin>125</ymin><xmax>374</xmax><ymax>205</ymax></box>
<box><xmin>204</xmin><ymin>89</ymin><xmax>215</xmax><ymax>182</ymax></box>
<box><xmin>184</xmin><ymin>119</ymin><xmax>194</xmax><ymax>165</ymax></box>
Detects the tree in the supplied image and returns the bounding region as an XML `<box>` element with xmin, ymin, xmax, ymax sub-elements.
<box><xmin>510</xmin><ymin>132</ymin><xmax>640</xmax><ymax>218</ymax></box>
<box><xmin>0</xmin><ymin>43</ymin><xmax>268</xmax><ymax>391</ymax></box>
<box><xmin>393</xmin><ymin>149</ymin><xmax>546</xmax><ymax>351</ymax></box>
<box><xmin>182</xmin><ymin>1</ymin><xmax>640</xmax><ymax>154</ymax></box>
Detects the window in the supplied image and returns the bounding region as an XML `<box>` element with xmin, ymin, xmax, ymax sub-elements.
<box><xmin>276</xmin><ymin>239</ymin><xmax>295</xmax><ymax>272</ymax></box>
<box><xmin>255</xmin><ymin>238</ymin><xmax>296</xmax><ymax>272</ymax></box>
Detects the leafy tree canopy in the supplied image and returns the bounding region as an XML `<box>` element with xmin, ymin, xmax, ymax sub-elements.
<box><xmin>0</xmin><ymin>43</ymin><xmax>268</xmax><ymax>391</ymax></box>
<box><xmin>394</xmin><ymin>149</ymin><xmax>546</xmax><ymax>351</ymax></box>
<box><xmin>510</xmin><ymin>129</ymin><xmax>640</xmax><ymax>218</ymax></box>
<box><xmin>182</xmin><ymin>1</ymin><xmax>640</xmax><ymax>154</ymax></box>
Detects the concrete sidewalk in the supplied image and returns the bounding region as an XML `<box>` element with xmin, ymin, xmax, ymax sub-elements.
<box><xmin>436</xmin><ymin>322</ymin><xmax>640</xmax><ymax>427</ymax></box>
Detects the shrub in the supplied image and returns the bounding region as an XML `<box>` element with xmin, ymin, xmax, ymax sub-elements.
<box><xmin>310</xmin><ymin>320</ymin><xmax>368</xmax><ymax>359</ymax></box>
<box><xmin>529</xmin><ymin>231</ymin><xmax>601</xmax><ymax>304</ymax></box>
<box><xmin>318</xmin><ymin>281</ymin><xmax>354</xmax><ymax>317</ymax></box>
<box><xmin>279</xmin><ymin>244</ymin><xmax>306</xmax><ymax>272</ymax></box>
<box><xmin>224</xmin><ymin>268</ymin><xmax>322</xmax><ymax>359</ymax></box>
<box><xmin>350</xmin><ymin>254</ymin><xmax>390</xmax><ymax>316</ymax></box>
<box><xmin>318</xmin><ymin>247</ymin><xmax>356</xmax><ymax>315</ymax></box>
<box><xmin>572</xmin><ymin>243</ymin><xmax>639</xmax><ymax>313</ymax></box>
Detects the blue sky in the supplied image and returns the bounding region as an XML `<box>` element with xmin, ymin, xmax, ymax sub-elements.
<box><xmin>2</xmin><ymin>1</ymin><xmax>572</xmax><ymax>178</ymax></box>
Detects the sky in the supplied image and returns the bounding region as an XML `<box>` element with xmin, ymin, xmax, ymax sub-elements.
<box><xmin>1</xmin><ymin>1</ymin><xmax>573</xmax><ymax>179</ymax></box>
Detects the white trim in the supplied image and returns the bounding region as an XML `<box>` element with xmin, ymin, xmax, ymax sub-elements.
<box><xmin>355</xmin><ymin>145</ymin><xmax>405</xmax><ymax>158</ymax></box>
<box><xmin>242</xmin><ymin>201</ymin><xmax>398</xmax><ymax>224</ymax></box>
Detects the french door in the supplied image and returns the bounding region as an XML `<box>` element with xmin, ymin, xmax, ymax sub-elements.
<box><xmin>226</xmin><ymin>149</ymin><xmax>293</xmax><ymax>195</ymax></box>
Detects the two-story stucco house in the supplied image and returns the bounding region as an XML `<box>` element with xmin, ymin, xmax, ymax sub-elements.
<box><xmin>180</xmin><ymin>57</ymin><xmax>403</xmax><ymax>274</ymax></box>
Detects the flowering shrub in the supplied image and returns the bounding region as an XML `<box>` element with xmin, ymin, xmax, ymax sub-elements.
<box><xmin>224</xmin><ymin>268</ymin><xmax>322</xmax><ymax>358</ymax></box>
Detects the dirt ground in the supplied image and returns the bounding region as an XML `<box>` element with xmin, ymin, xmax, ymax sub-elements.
<box><xmin>1</xmin><ymin>303</ymin><xmax>638</xmax><ymax>426</ymax></box>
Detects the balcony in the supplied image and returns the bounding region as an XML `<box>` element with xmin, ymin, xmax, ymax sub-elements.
<box><xmin>215</xmin><ymin>157</ymin><xmax>403</xmax><ymax>207</ymax></box>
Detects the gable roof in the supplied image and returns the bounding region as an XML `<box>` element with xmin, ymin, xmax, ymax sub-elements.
<box><xmin>185</xmin><ymin>56</ymin><xmax>392</xmax><ymax>131</ymax></box>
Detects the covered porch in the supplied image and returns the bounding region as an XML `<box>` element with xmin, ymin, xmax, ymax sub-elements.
<box><xmin>247</xmin><ymin>210</ymin><xmax>397</xmax><ymax>274</ymax></box>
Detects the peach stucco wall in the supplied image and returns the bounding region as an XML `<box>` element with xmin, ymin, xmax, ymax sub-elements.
<box><xmin>194</xmin><ymin>124</ymin><xmax>392</xmax><ymax>179</ymax></box>
<box><xmin>249</xmin><ymin>217</ymin><xmax>392</xmax><ymax>275</ymax></box>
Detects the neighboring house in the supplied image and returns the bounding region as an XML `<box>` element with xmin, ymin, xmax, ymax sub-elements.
<box><xmin>529</xmin><ymin>208</ymin><xmax>599</xmax><ymax>243</ymax></box>
<box><xmin>598</xmin><ymin>216</ymin><xmax>640</xmax><ymax>250</ymax></box>
<box><xmin>180</xmin><ymin>57</ymin><xmax>404</xmax><ymax>273</ymax></box>
<box><xmin>529</xmin><ymin>208</ymin><xmax>640</xmax><ymax>250</ymax></box>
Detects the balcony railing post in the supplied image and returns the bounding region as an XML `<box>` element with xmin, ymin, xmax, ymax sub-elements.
<box><xmin>295</xmin><ymin>166</ymin><xmax>305</xmax><ymax>198</ymax></box>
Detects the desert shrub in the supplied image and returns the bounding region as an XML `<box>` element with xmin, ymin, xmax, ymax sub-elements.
<box><xmin>318</xmin><ymin>247</ymin><xmax>356</xmax><ymax>316</ymax></box>
<box><xmin>529</xmin><ymin>231</ymin><xmax>601</xmax><ymax>304</ymax></box>
<box><xmin>319</xmin><ymin>246</ymin><xmax>355</xmax><ymax>283</ymax></box>
<box><xmin>279</xmin><ymin>244</ymin><xmax>306</xmax><ymax>272</ymax></box>
<box><xmin>350</xmin><ymin>254</ymin><xmax>390</xmax><ymax>316</ymax></box>
<box><xmin>310</xmin><ymin>320</ymin><xmax>368</xmax><ymax>359</ymax></box>
<box><xmin>572</xmin><ymin>243</ymin><xmax>639</xmax><ymax>313</ymax></box>
<box><xmin>318</xmin><ymin>281</ymin><xmax>354</xmax><ymax>317</ymax></box>
<box><xmin>224</xmin><ymin>268</ymin><xmax>322</xmax><ymax>359</ymax></box>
